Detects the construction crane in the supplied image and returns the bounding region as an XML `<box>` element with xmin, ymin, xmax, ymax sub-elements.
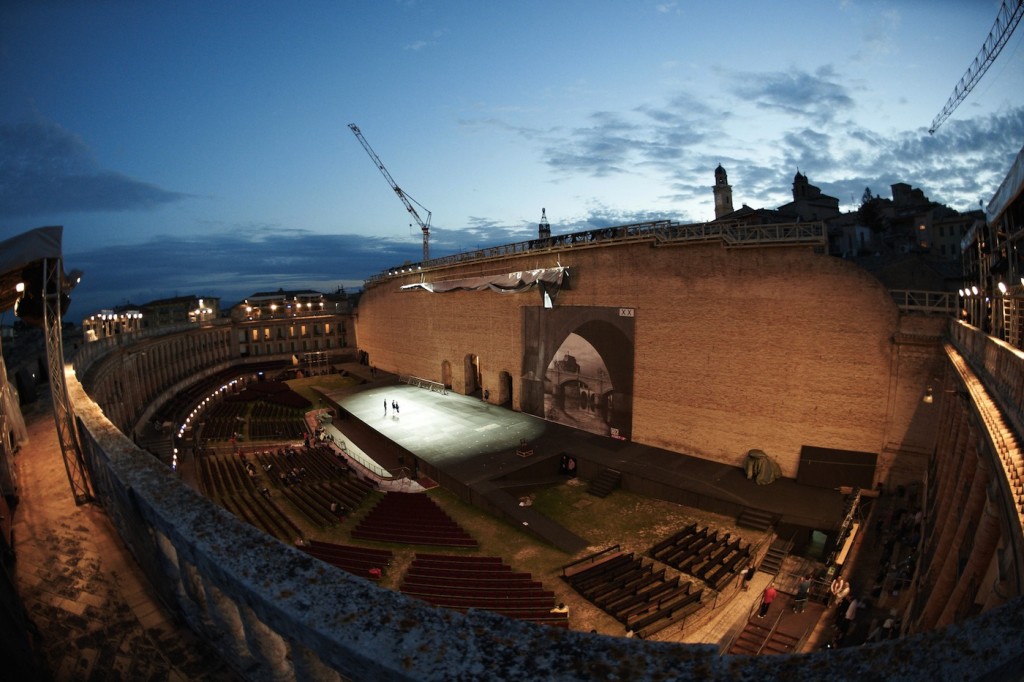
<box><xmin>929</xmin><ymin>0</ymin><xmax>1024</xmax><ymax>134</ymax></box>
<box><xmin>348</xmin><ymin>123</ymin><xmax>432</xmax><ymax>261</ymax></box>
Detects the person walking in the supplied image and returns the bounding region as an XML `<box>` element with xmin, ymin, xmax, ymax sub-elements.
<box><xmin>742</xmin><ymin>564</ymin><xmax>756</xmax><ymax>591</ymax></box>
<box><xmin>758</xmin><ymin>582</ymin><xmax>777</xmax><ymax>618</ymax></box>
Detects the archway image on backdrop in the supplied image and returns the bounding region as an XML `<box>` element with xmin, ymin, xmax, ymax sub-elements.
<box><xmin>520</xmin><ymin>306</ymin><xmax>635</xmax><ymax>440</ymax></box>
<box><xmin>544</xmin><ymin>333</ymin><xmax>614</xmax><ymax>436</ymax></box>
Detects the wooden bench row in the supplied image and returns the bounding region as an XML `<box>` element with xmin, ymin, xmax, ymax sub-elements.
<box><xmin>627</xmin><ymin>584</ymin><xmax>705</xmax><ymax>638</ymax></box>
<box><xmin>353</xmin><ymin>493</ymin><xmax>478</xmax><ymax>548</ymax></box>
<box><xmin>649</xmin><ymin>525</ymin><xmax>751</xmax><ymax>590</ymax></box>
<box><xmin>403</xmin><ymin>574</ymin><xmax>545</xmax><ymax>591</ymax></box>
<box><xmin>399</xmin><ymin>553</ymin><xmax>557</xmax><ymax>624</ymax></box>
<box><xmin>407</xmin><ymin>563</ymin><xmax>515</xmax><ymax>578</ymax></box>
<box><xmin>402</xmin><ymin>591</ymin><xmax>554</xmax><ymax>611</ymax></box>
<box><xmin>351</xmin><ymin>528</ymin><xmax>478</xmax><ymax>548</ymax></box>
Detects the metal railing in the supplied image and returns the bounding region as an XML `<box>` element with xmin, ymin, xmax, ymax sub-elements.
<box><xmin>889</xmin><ymin>290</ymin><xmax>959</xmax><ymax>315</ymax></box>
<box><xmin>365</xmin><ymin>219</ymin><xmax>827</xmax><ymax>286</ymax></box>
<box><xmin>399</xmin><ymin>374</ymin><xmax>448</xmax><ymax>395</ymax></box>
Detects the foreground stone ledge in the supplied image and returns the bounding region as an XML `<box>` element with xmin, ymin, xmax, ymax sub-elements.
<box><xmin>69</xmin><ymin>372</ymin><xmax>1024</xmax><ymax>681</ymax></box>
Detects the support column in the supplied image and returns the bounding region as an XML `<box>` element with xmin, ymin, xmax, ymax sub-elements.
<box><xmin>936</xmin><ymin>452</ymin><xmax>994</xmax><ymax>626</ymax></box>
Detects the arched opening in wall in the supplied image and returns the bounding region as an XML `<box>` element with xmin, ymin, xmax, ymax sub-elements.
<box><xmin>497</xmin><ymin>371</ymin><xmax>513</xmax><ymax>407</ymax></box>
<box><xmin>465</xmin><ymin>354</ymin><xmax>481</xmax><ymax>397</ymax></box>
<box><xmin>441</xmin><ymin>360</ymin><xmax>452</xmax><ymax>390</ymax></box>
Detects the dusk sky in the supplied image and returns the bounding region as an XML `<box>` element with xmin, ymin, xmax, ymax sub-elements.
<box><xmin>2</xmin><ymin>1</ymin><xmax>1023</xmax><ymax>323</ymax></box>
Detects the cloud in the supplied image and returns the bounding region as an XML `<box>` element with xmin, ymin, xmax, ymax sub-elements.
<box><xmin>729</xmin><ymin>65</ymin><xmax>855</xmax><ymax>126</ymax></box>
<box><xmin>541</xmin><ymin>94</ymin><xmax>725</xmax><ymax>180</ymax></box>
<box><xmin>65</xmin><ymin>229</ymin><xmax>423</xmax><ymax>321</ymax></box>
<box><xmin>760</xmin><ymin>105</ymin><xmax>1024</xmax><ymax>212</ymax></box>
<box><xmin>404</xmin><ymin>29</ymin><xmax>447</xmax><ymax>51</ymax></box>
<box><xmin>853</xmin><ymin>8</ymin><xmax>900</xmax><ymax>62</ymax></box>
<box><xmin>0</xmin><ymin>118</ymin><xmax>189</xmax><ymax>218</ymax></box>
<box><xmin>62</xmin><ymin>206</ymin><xmax>700</xmax><ymax>323</ymax></box>
<box><xmin>543</xmin><ymin>111</ymin><xmax>641</xmax><ymax>177</ymax></box>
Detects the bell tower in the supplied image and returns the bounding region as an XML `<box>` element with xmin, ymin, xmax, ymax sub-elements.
<box><xmin>713</xmin><ymin>164</ymin><xmax>734</xmax><ymax>219</ymax></box>
<box><xmin>538</xmin><ymin>208</ymin><xmax>551</xmax><ymax>240</ymax></box>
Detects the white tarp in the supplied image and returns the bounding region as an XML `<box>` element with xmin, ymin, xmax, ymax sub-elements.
<box><xmin>0</xmin><ymin>225</ymin><xmax>63</xmax><ymax>275</ymax></box>
<box><xmin>400</xmin><ymin>266</ymin><xmax>569</xmax><ymax>295</ymax></box>
<box><xmin>987</xmin><ymin>144</ymin><xmax>1024</xmax><ymax>225</ymax></box>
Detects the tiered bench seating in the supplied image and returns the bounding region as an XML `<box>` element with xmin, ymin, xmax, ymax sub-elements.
<box><xmin>243</xmin><ymin>446</ymin><xmax>373</xmax><ymax>529</ymax></box>
<box><xmin>399</xmin><ymin>554</ymin><xmax>565</xmax><ymax>627</ymax></box>
<box><xmin>152</xmin><ymin>361</ymin><xmax>289</xmax><ymax>430</ymax></box>
<box><xmin>352</xmin><ymin>493</ymin><xmax>477</xmax><ymax>548</ymax></box>
<box><xmin>301</xmin><ymin>540</ymin><xmax>393</xmax><ymax>581</ymax></box>
<box><xmin>649</xmin><ymin>524</ymin><xmax>751</xmax><ymax>591</ymax></box>
<box><xmin>563</xmin><ymin>548</ymin><xmax>705</xmax><ymax>638</ymax></box>
<box><xmin>198</xmin><ymin>453</ymin><xmax>304</xmax><ymax>543</ymax></box>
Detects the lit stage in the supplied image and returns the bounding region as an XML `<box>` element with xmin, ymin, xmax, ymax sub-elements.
<box><xmin>333</xmin><ymin>384</ymin><xmax>547</xmax><ymax>472</ymax></box>
<box><xmin>315</xmin><ymin>378</ymin><xmax>848</xmax><ymax>554</ymax></box>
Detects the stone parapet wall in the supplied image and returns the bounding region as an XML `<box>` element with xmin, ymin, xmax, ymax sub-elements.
<box><xmin>65</xmin><ymin>327</ymin><xmax>1024</xmax><ymax>680</ymax></box>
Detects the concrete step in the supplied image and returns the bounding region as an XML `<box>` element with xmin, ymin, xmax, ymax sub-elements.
<box><xmin>587</xmin><ymin>468</ymin><xmax>622</xmax><ymax>498</ymax></box>
<box><xmin>737</xmin><ymin>507</ymin><xmax>775</xmax><ymax>531</ymax></box>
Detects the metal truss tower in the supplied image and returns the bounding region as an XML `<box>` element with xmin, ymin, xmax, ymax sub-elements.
<box><xmin>43</xmin><ymin>258</ymin><xmax>93</xmax><ymax>505</ymax></box>
<box><xmin>929</xmin><ymin>0</ymin><xmax>1024</xmax><ymax>134</ymax></box>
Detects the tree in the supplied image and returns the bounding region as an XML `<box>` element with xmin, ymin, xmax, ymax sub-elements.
<box><xmin>858</xmin><ymin>188</ymin><xmax>887</xmax><ymax>234</ymax></box>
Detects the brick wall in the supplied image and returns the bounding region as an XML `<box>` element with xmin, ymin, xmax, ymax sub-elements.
<box><xmin>356</xmin><ymin>241</ymin><xmax>941</xmax><ymax>484</ymax></box>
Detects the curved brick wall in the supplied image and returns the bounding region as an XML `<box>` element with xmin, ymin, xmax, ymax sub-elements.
<box><xmin>67</xmin><ymin>327</ymin><xmax>1024</xmax><ymax>680</ymax></box>
<box><xmin>356</xmin><ymin>241</ymin><xmax>910</xmax><ymax>479</ymax></box>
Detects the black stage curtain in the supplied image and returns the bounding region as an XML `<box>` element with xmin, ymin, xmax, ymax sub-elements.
<box><xmin>797</xmin><ymin>445</ymin><xmax>876</xmax><ymax>490</ymax></box>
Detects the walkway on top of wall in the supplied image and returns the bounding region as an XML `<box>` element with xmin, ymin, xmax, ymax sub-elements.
<box><xmin>9</xmin><ymin>389</ymin><xmax>237</xmax><ymax>681</ymax></box>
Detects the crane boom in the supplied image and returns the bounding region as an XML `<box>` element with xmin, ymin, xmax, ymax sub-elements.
<box><xmin>348</xmin><ymin>123</ymin><xmax>431</xmax><ymax>261</ymax></box>
<box><xmin>929</xmin><ymin>0</ymin><xmax>1024</xmax><ymax>134</ymax></box>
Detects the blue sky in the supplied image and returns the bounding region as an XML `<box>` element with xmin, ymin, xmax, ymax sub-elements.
<box><xmin>2</xmin><ymin>0</ymin><xmax>1023</xmax><ymax>322</ymax></box>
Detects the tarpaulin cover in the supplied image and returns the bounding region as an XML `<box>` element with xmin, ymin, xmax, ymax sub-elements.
<box><xmin>987</xmin><ymin>144</ymin><xmax>1024</xmax><ymax>225</ymax></box>
<box><xmin>743</xmin><ymin>448</ymin><xmax>782</xmax><ymax>485</ymax></box>
<box><xmin>400</xmin><ymin>266</ymin><xmax>569</xmax><ymax>295</ymax></box>
<box><xmin>0</xmin><ymin>226</ymin><xmax>62</xmax><ymax>275</ymax></box>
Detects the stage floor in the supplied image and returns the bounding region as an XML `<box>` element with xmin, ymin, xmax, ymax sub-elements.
<box><xmin>318</xmin><ymin>375</ymin><xmax>848</xmax><ymax>539</ymax></box>
<box><xmin>336</xmin><ymin>383</ymin><xmax>548</xmax><ymax>469</ymax></box>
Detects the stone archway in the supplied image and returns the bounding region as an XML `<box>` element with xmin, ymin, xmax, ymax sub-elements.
<box><xmin>441</xmin><ymin>360</ymin><xmax>452</xmax><ymax>389</ymax></box>
<box><xmin>498</xmin><ymin>370</ymin><xmax>513</xmax><ymax>407</ymax></box>
<box><xmin>465</xmin><ymin>354</ymin><xmax>481</xmax><ymax>397</ymax></box>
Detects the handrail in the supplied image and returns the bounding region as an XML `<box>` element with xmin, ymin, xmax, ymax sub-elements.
<box><xmin>561</xmin><ymin>544</ymin><xmax>622</xmax><ymax>577</ymax></box>
<box><xmin>399</xmin><ymin>374</ymin><xmax>449</xmax><ymax>395</ymax></box>
<box><xmin>755</xmin><ymin>610</ymin><xmax>786</xmax><ymax>656</ymax></box>
<box><xmin>889</xmin><ymin>289</ymin><xmax>959</xmax><ymax>315</ymax></box>
<box><xmin>365</xmin><ymin>219</ymin><xmax>826</xmax><ymax>287</ymax></box>
<box><xmin>792</xmin><ymin>623</ymin><xmax>814</xmax><ymax>654</ymax></box>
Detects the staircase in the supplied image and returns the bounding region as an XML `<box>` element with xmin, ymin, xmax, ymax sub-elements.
<box><xmin>587</xmin><ymin>468</ymin><xmax>622</xmax><ymax>498</ymax></box>
<box><xmin>758</xmin><ymin>537</ymin><xmax>792</xmax><ymax>576</ymax></box>
<box><xmin>727</xmin><ymin>620</ymin><xmax>800</xmax><ymax>656</ymax></box>
<box><xmin>737</xmin><ymin>508</ymin><xmax>775</xmax><ymax>531</ymax></box>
